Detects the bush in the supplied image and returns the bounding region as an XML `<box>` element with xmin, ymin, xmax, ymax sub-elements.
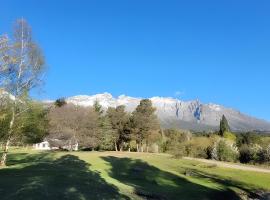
<box><xmin>206</xmin><ymin>146</ymin><xmax>214</xmax><ymax>159</ymax></box>
<box><xmin>216</xmin><ymin>140</ymin><xmax>238</xmax><ymax>162</ymax></box>
<box><xmin>184</xmin><ymin>137</ymin><xmax>212</xmax><ymax>159</ymax></box>
<box><xmin>256</xmin><ymin>146</ymin><xmax>270</xmax><ymax>164</ymax></box>
<box><xmin>223</xmin><ymin>131</ymin><xmax>236</xmax><ymax>142</ymax></box>
<box><xmin>171</xmin><ymin>144</ymin><xmax>186</xmax><ymax>158</ymax></box>
<box><xmin>239</xmin><ymin>145</ymin><xmax>253</xmax><ymax>163</ymax></box>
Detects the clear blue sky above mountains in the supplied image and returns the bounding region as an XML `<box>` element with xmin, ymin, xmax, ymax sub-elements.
<box><xmin>1</xmin><ymin>0</ymin><xmax>270</xmax><ymax>121</ymax></box>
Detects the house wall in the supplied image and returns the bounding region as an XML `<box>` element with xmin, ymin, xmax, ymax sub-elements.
<box><xmin>34</xmin><ymin>140</ymin><xmax>79</xmax><ymax>151</ymax></box>
<box><xmin>34</xmin><ymin>141</ymin><xmax>51</xmax><ymax>150</ymax></box>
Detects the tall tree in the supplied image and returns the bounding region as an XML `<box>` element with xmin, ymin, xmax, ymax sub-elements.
<box><xmin>106</xmin><ymin>105</ymin><xmax>130</xmax><ymax>151</ymax></box>
<box><xmin>219</xmin><ymin>115</ymin><xmax>230</xmax><ymax>136</ymax></box>
<box><xmin>16</xmin><ymin>100</ymin><xmax>49</xmax><ymax>145</ymax></box>
<box><xmin>93</xmin><ymin>100</ymin><xmax>103</xmax><ymax>115</ymax></box>
<box><xmin>0</xmin><ymin>19</ymin><xmax>45</xmax><ymax>165</ymax></box>
<box><xmin>132</xmin><ymin>99</ymin><xmax>160</xmax><ymax>152</ymax></box>
<box><xmin>92</xmin><ymin>101</ymin><xmax>116</xmax><ymax>150</ymax></box>
<box><xmin>48</xmin><ymin>104</ymin><xmax>100</xmax><ymax>150</ymax></box>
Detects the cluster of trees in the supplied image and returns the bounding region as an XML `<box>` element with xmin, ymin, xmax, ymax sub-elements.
<box><xmin>164</xmin><ymin>115</ymin><xmax>270</xmax><ymax>165</ymax></box>
<box><xmin>48</xmin><ymin>99</ymin><xmax>160</xmax><ymax>153</ymax></box>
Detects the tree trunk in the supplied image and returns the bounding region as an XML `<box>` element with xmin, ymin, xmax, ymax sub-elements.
<box><xmin>136</xmin><ymin>143</ymin><xmax>139</xmax><ymax>152</ymax></box>
<box><xmin>114</xmin><ymin>141</ymin><xmax>118</xmax><ymax>152</ymax></box>
<box><xmin>128</xmin><ymin>147</ymin><xmax>130</xmax><ymax>152</ymax></box>
<box><xmin>140</xmin><ymin>143</ymin><xmax>144</xmax><ymax>152</ymax></box>
<box><xmin>1</xmin><ymin>139</ymin><xmax>10</xmax><ymax>166</ymax></box>
<box><xmin>0</xmin><ymin>107</ymin><xmax>15</xmax><ymax>166</ymax></box>
<box><xmin>146</xmin><ymin>146</ymin><xmax>149</xmax><ymax>153</ymax></box>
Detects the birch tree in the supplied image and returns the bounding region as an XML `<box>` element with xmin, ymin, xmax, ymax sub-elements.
<box><xmin>0</xmin><ymin>19</ymin><xmax>45</xmax><ymax>166</ymax></box>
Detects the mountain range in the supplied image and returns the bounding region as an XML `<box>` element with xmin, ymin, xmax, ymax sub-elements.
<box><xmin>54</xmin><ymin>93</ymin><xmax>270</xmax><ymax>132</ymax></box>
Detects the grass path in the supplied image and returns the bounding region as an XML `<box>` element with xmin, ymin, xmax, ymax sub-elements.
<box><xmin>184</xmin><ymin>157</ymin><xmax>270</xmax><ymax>173</ymax></box>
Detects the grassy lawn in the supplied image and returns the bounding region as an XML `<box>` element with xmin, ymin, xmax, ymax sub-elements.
<box><xmin>0</xmin><ymin>149</ymin><xmax>270</xmax><ymax>200</ymax></box>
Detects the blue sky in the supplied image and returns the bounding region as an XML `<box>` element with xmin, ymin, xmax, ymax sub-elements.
<box><xmin>1</xmin><ymin>0</ymin><xmax>270</xmax><ymax>121</ymax></box>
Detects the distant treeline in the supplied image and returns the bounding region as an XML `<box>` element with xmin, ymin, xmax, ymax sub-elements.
<box><xmin>1</xmin><ymin>97</ymin><xmax>270</xmax><ymax>165</ymax></box>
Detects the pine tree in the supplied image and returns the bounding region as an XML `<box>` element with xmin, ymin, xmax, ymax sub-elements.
<box><xmin>219</xmin><ymin>115</ymin><xmax>230</xmax><ymax>136</ymax></box>
<box><xmin>132</xmin><ymin>99</ymin><xmax>160</xmax><ymax>152</ymax></box>
<box><xmin>106</xmin><ymin>105</ymin><xmax>130</xmax><ymax>151</ymax></box>
<box><xmin>93</xmin><ymin>100</ymin><xmax>103</xmax><ymax>115</ymax></box>
<box><xmin>55</xmin><ymin>98</ymin><xmax>67</xmax><ymax>107</ymax></box>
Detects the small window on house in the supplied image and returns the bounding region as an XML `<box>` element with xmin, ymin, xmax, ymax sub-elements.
<box><xmin>43</xmin><ymin>143</ymin><xmax>46</xmax><ymax>148</ymax></box>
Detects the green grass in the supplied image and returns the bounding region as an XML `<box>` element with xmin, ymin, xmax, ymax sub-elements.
<box><xmin>0</xmin><ymin>149</ymin><xmax>270</xmax><ymax>200</ymax></box>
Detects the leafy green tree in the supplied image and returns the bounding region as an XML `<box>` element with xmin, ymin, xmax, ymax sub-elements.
<box><xmin>106</xmin><ymin>106</ymin><xmax>130</xmax><ymax>151</ymax></box>
<box><xmin>132</xmin><ymin>99</ymin><xmax>160</xmax><ymax>152</ymax></box>
<box><xmin>18</xmin><ymin>101</ymin><xmax>49</xmax><ymax>144</ymax></box>
<box><xmin>99</xmin><ymin>115</ymin><xmax>117</xmax><ymax>150</ymax></box>
<box><xmin>236</xmin><ymin>132</ymin><xmax>261</xmax><ymax>148</ymax></box>
<box><xmin>0</xmin><ymin>98</ymin><xmax>48</xmax><ymax>147</ymax></box>
<box><xmin>219</xmin><ymin>115</ymin><xmax>230</xmax><ymax>136</ymax></box>
<box><xmin>0</xmin><ymin>19</ymin><xmax>46</xmax><ymax>165</ymax></box>
<box><xmin>92</xmin><ymin>101</ymin><xmax>116</xmax><ymax>151</ymax></box>
<box><xmin>0</xmin><ymin>98</ymin><xmax>13</xmax><ymax>144</ymax></box>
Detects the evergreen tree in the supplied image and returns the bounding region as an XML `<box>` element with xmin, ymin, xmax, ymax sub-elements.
<box><xmin>55</xmin><ymin>98</ymin><xmax>67</xmax><ymax>107</ymax></box>
<box><xmin>99</xmin><ymin>115</ymin><xmax>117</xmax><ymax>150</ymax></box>
<box><xmin>106</xmin><ymin>105</ymin><xmax>130</xmax><ymax>151</ymax></box>
<box><xmin>93</xmin><ymin>100</ymin><xmax>103</xmax><ymax>115</ymax></box>
<box><xmin>93</xmin><ymin>101</ymin><xmax>117</xmax><ymax>150</ymax></box>
<box><xmin>219</xmin><ymin>115</ymin><xmax>230</xmax><ymax>136</ymax></box>
<box><xmin>132</xmin><ymin>99</ymin><xmax>160</xmax><ymax>152</ymax></box>
<box><xmin>18</xmin><ymin>101</ymin><xmax>49</xmax><ymax>144</ymax></box>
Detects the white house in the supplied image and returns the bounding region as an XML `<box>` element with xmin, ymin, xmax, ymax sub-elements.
<box><xmin>33</xmin><ymin>138</ymin><xmax>79</xmax><ymax>151</ymax></box>
<box><xmin>33</xmin><ymin>141</ymin><xmax>51</xmax><ymax>150</ymax></box>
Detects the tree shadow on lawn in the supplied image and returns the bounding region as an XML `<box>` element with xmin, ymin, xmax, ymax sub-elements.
<box><xmin>187</xmin><ymin>168</ymin><xmax>264</xmax><ymax>200</ymax></box>
<box><xmin>101</xmin><ymin>156</ymin><xmax>242</xmax><ymax>200</ymax></box>
<box><xmin>6</xmin><ymin>152</ymin><xmax>53</xmax><ymax>166</ymax></box>
<box><xmin>0</xmin><ymin>154</ymin><xmax>129</xmax><ymax>200</ymax></box>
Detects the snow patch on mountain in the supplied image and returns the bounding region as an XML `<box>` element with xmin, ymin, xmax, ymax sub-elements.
<box><xmin>60</xmin><ymin>93</ymin><xmax>270</xmax><ymax>132</ymax></box>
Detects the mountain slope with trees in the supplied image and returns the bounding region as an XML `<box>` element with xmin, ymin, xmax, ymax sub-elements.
<box><xmin>62</xmin><ymin>93</ymin><xmax>270</xmax><ymax>132</ymax></box>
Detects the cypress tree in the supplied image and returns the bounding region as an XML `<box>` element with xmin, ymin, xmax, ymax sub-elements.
<box><xmin>219</xmin><ymin>115</ymin><xmax>230</xmax><ymax>136</ymax></box>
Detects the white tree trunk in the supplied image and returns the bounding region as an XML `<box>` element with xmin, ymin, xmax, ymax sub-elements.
<box><xmin>141</xmin><ymin>144</ymin><xmax>144</xmax><ymax>152</ymax></box>
<box><xmin>0</xmin><ymin>107</ymin><xmax>15</xmax><ymax>166</ymax></box>
<box><xmin>114</xmin><ymin>141</ymin><xmax>118</xmax><ymax>152</ymax></box>
<box><xmin>0</xmin><ymin>139</ymin><xmax>10</xmax><ymax>166</ymax></box>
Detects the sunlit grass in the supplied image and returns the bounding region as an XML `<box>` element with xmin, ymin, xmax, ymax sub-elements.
<box><xmin>0</xmin><ymin>149</ymin><xmax>269</xmax><ymax>200</ymax></box>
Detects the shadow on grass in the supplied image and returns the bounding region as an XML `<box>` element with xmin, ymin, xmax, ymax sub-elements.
<box><xmin>101</xmin><ymin>156</ymin><xmax>241</xmax><ymax>200</ymax></box>
<box><xmin>6</xmin><ymin>152</ymin><xmax>53</xmax><ymax>166</ymax></box>
<box><xmin>187</xmin><ymin>169</ymin><xmax>263</xmax><ymax>200</ymax></box>
<box><xmin>0</xmin><ymin>153</ymin><xmax>129</xmax><ymax>200</ymax></box>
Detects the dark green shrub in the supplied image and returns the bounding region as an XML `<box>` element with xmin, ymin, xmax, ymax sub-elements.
<box><xmin>256</xmin><ymin>148</ymin><xmax>270</xmax><ymax>164</ymax></box>
<box><xmin>216</xmin><ymin>140</ymin><xmax>238</xmax><ymax>162</ymax></box>
<box><xmin>239</xmin><ymin>145</ymin><xmax>253</xmax><ymax>163</ymax></box>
